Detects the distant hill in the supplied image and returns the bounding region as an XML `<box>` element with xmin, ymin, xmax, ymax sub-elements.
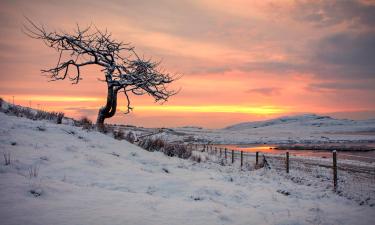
<box><xmin>223</xmin><ymin>114</ymin><xmax>374</xmax><ymax>131</ymax></box>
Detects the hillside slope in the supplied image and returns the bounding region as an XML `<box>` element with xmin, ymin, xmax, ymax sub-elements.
<box><xmin>0</xmin><ymin>112</ymin><xmax>374</xmax><ymax>225</ymax></box>
<box><xmin>167</xmin><ymin>114</ymin><xmax>375</xmax><ymax>144</ymax></box>
<box><xmin>224</xmin><ymin>114</ymin><xmax>370</xmax><ymax>130</ymax></box>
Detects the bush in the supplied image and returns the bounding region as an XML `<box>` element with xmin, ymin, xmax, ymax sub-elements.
<box><xmin>137</xmin><ymin>137</ymin><xmax>192</xmax><ymax>159</ymax></box>
<box><xmin>162</xmin><ymin>143</ymin><xmax>192</xmax><ymax>159</ymax></box>
<box><xmin>56</xmin><ymin>112</ymin><xmax>64</xmax><ymax>124</ymax></box>
<box><xmin>77</xmin><ymin>117</ymin><xmax>93</xmax><ymax>130</ymax></box>
<box><xmin>190</xmin><ymin>154</ymin><xmax>201</xmax><ymax>163</ymax></box>
<box><xmin>190</xmin><ymin>151</ymin><xmax>209</xmax><ymax>163</ymax></box>
<box><xmin>113</xmin><ymin>129</ymin><xmax>125</xmax><ymax>140</ymax></box>
<box><xmin>99</xmin><ymin>124</ymin><xmax>114</xmax><ymax>134</ymax></box>
<box><xmin>124</xmin><ymin>132</ymin><xmax>136</xmax><ymax>143</ymax></box>
<box><xmin>138</xmin><ymin>138</ymin><xmax>166</xmax><ymax>152</ymax></box>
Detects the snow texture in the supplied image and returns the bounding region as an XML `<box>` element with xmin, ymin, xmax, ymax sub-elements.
<box><xmin>145</xmin><ymin>114</ymin><xmax>375</xmax><ymax>144</ymax></box>
<box><xmin>0</xmin><ymin>112</ymin><xmax>374</xmax><ymax>225</ymax></box>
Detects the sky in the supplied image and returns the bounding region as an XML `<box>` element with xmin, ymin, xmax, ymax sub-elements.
<box><xmin>0</xmin><ymin>0</ymin><xmax>375</xmax><ymax>128</ymax></box>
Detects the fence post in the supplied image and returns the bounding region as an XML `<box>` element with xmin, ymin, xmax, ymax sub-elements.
<box><xmin>333</xmin><ymin>150</ymin><xmax>337</xmax><ymax>191</ymax></box>
<box><xmin>241</xmin><ymin>151</ymin><xmax>243</xmax><ymax>168</ymax></box>
<box><xmin>225</xmin><ymin>148</ymin><xmax>227</xmax><ymax>160</ymax></box>
<box><xmin>286</xmin><ymin>152</ymin><xmax>289</xmax><ymax>173</ymax></box>
<box><xmin>256</xmin><ymin>151</ymin><xmax>259</xmax><ymax>165</ymax></box>
<box><xmin>232</xmin><ymin>150</ymin><xmax>234</xmax><ymax>163</ymax></box>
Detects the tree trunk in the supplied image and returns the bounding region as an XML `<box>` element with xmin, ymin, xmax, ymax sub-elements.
<box><xmin>96</xmin><ymin>86</ymin><xmax>118</xmax><ymax>130</ymax></box>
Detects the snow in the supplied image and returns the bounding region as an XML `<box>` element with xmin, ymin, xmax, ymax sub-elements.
<box><xmin>145</xmin><ymin>114</ymin><xmax>375</xmax><ymax>144</ymax></box>
<box><xmin>0</xmin><ymin>112</ymin><xmax>375</xmax><ymax>225</ymax></box>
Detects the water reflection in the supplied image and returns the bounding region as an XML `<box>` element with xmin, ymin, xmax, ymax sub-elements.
<box><xmin>215</xmin><ymin>144</ymin><xmax>375</xmax><ymax>163</ymax></box>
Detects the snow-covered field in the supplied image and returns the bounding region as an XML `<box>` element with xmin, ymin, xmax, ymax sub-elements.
<box><xmin>1</xmin><ymin>112</ymin><xmax>375</xmax><ymax>225</ymax></box>
<box><xmin>134</xmin><ymin>114</ymin><xmax>375</xmax><ymax>145</ymax></box>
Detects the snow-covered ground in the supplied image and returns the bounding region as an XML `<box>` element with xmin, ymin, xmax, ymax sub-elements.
<box><xmin>1</xmin><ymin>112</ymin><xmax>375</xmax><ymax>225</ymax></box>
<box><xmin>131</xmin><ymin>114</ymin><xmax>375</xmax><ymax>145</ymax></box>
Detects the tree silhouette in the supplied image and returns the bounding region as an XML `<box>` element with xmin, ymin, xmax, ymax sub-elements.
<box><xmin>24</xmin><ymin>19</ymin><xmax>178</xmax><ymax>129</ymax></box>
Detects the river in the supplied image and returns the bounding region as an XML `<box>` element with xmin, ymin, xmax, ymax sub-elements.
<box><xmin>215</xmin><ymin>144</ymin><xmax>375</xmax><ymax>163</ymax></box>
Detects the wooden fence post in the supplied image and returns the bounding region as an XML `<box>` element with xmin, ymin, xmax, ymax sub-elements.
<box><xmin>241</xmin><ymin>151</ymin><xmax>243</xmax><ymax>168</ymax></box>
<box><xmin>256</xmin><ymin>151</ymin><xmax>259</xmax><ymax>165</ymax></box>
<box><xmin>220</xmin><ymin>148</ymin><xmax>222</xmax><ymax>157</ymax></box>
<box><xmin>333</xmin><ymin>150</ymin><xmax>337</xmax><ymax>191</ymax></box>
<box><xmin>231</xmin><ymin>150</ymin><xmax>234</xmax><ymax>164</ymax></box>
<box><xmin>286</xmin><ymin>152</ymin><xmax>289</xmax><ymax>173</ymax></box>
<box><xmin>225</xmin><ymin>148</ymin><xmax>227</xmax><ymax>160</ymax></box>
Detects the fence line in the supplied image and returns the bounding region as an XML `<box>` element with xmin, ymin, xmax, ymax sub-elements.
<box><xmin>192</xmin><ymin>144</ymin><xmax>375</xmax><ymax>194</ymax></box>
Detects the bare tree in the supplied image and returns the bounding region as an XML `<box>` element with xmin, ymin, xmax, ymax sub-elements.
<box><xmin>24</xmin><ymin>19</ymin><xmax>178</xmax><ymax>129</ymax></box>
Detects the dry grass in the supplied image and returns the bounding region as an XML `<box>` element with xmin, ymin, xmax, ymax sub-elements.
<box><xmin>0</xmin><ymin>100</ymin><xmax>64</xmax><ymax>124</ymax></box>
<box><xmin>28</xmin><ymin>165</ymin><xmax>39</xmax><ymax>179</ymax></box>
<box><xmin>3</xmin><ymin>152</ymin><xmax>11</xmax><ymax>165</ymax></box>
<box><xmin>138</xmin><ymin>138</ymin><xmax>192</xmax><ymax>159</ymax></box>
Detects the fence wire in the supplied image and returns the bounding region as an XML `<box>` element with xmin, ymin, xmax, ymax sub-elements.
<box><xmin>194</xmin><ymin>144</ymin><xmax>375</xmax><ymax>206</ymax></box>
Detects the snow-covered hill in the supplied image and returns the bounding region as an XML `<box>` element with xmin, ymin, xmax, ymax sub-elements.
<box><xmin>1</xmin><ymin>112</ymin><xmax>374</xmax><ymax>225</ymax></box>
<box><xmin>224</xmin><ymin>114</ymin><xmax>371</xmax><ymax>131</ymax></box>
<box><xmin>162</xmin><ymin>114</ymin><xmax>375</xmax><ymax>144</ymax></box>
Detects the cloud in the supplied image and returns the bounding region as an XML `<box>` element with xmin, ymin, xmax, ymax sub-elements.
<box><xmin>240</xmin><ymin>61</ymin><xmax>307</xmax><ymax>74</ymax></box>
<box><xmin>312</xmin><ymin>31</ymin><xmax>375</xmax><ymax>79</ymax></box>
<box><xmin>308</xmin><ymin>82</ymin><xmax>375</xmax><ymax>91</ymax></box>
<box><xmin>293</xmin><ymin>0</ymin><xmax>375</xmax><ymax>27</ymax></box>
<box><xmin>246</xmin><ymin>87</ymin><xmax>281</xmax><ymax>96</ymax></box>
<box><xmin>237</xmin><ymin>30</ymin><xmax>375</xmax><ymax>81</ymax></box>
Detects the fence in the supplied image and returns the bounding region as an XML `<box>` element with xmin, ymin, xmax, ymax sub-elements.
<box><xmin>190</xmin><ymin>144</ymin><xmax>375</xmax><ymax>205</ymax></box>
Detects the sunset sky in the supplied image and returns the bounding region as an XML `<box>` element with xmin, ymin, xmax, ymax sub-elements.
<box><xmin>0</xmin><ymin>0</ymin><xmax>374</xmax><ymax>128</ymax></box>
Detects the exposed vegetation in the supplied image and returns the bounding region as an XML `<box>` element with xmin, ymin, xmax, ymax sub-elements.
<box><xmin>138</xmin><ymin>137</ymin><xmax>192</xmax><ymax>159</ymax></box>
<box><xmin>75</xmin><ymin>117</ymin><xmax>94</xmax><ymax>130</ymax></box>
<box><xmin>0</xmin><ymin>99</ymin><xmax>64</xmax><ymax>124</ymax></box>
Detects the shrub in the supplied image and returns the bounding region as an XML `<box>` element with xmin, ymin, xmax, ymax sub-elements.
<box><xmin>161</xmin><ymin>143</ymin><xmax>192</xmax><ymax>159</ymax></box>
<box><xmin>77</xmin><ymin>117</ymin><xmax>93</xmax><ymax>130</ymax></box>
<box><xmin>113</xmin><ymin>129</ymin><xmax>125</xmax><ymax>140</ymax></box>
<box><xmin>56</xmin><ymin>112</ymin><xmax>64</xmax><ymax>124</ymax></box>
<box><xmin>190</xmin><ymin>153</ymin><xmax>201</xmax><ymax>163</ymax></box>
<box><xmin>99</xmin><ymin>124</ymin><xmax>114</xmax><ymax>134</ymax></box>
<box><xmin>137</xmin><ymin>137</ymin><xmax>192</xmax><ymax>159</ymax></box>
<box><xmin>190</xmin><ymin>151</ymin><xmax>209</xmax><ymax>163</ymax></box>
<box><xmin>138</xmin><ymin>138</ymin><xmax>166</xmax><ymax>152</ymax></box>
<box><xmin>254</xmin><ymin>155</ymin><xmax>270</xmax><ymax>170</ymax></box>
<box><xmin>125</xmin><ymin>132</ymin><xmax>136</xmax><ymax>143</ymax></box>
